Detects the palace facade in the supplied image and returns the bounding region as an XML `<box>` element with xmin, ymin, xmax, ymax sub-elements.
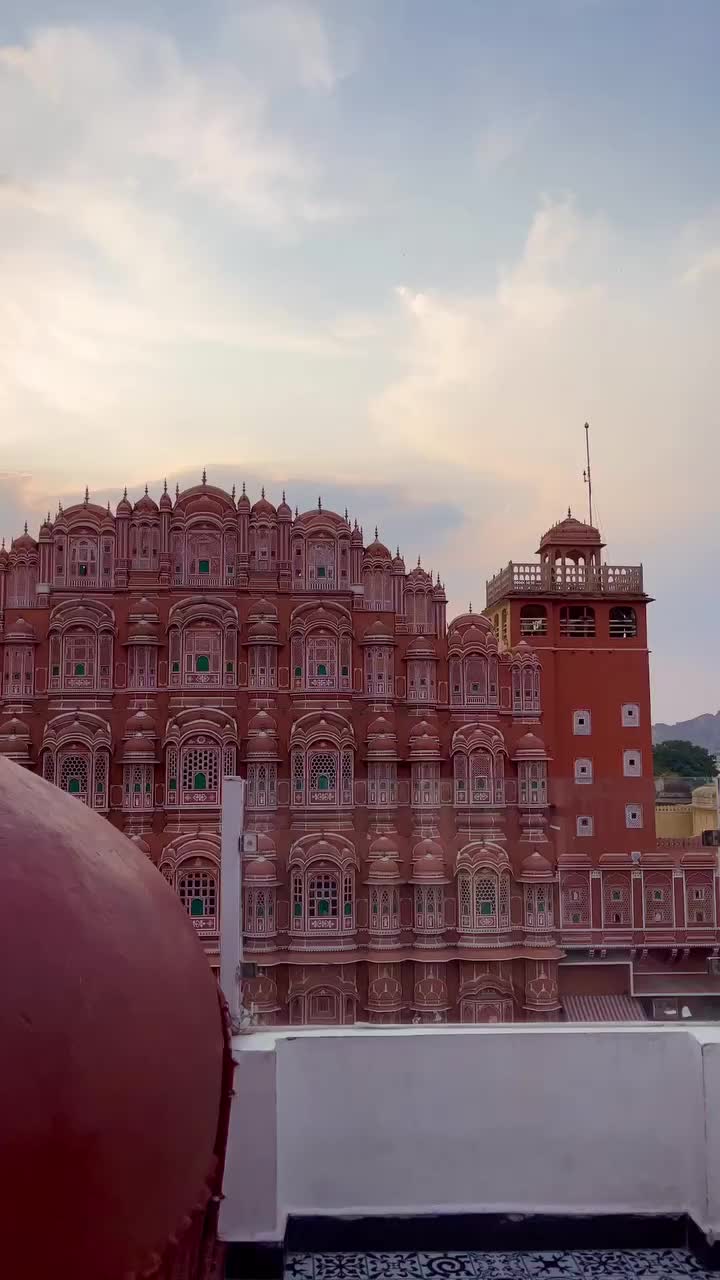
<box><xmin>2</xmin><ymin>479</ymin><xmax>718</xmax><ymax>1023</ymax></box>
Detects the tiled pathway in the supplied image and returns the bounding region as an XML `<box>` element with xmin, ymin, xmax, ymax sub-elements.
<box><xmin>285</xmin><ymin>1251</ymin><xmax>716</xmax><ymax>1279</ymax></box>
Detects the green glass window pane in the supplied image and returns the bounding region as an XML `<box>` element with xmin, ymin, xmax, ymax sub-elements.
<box><xmin>190</xmin><ymin>897</ymin><xmax>204</xmax><ymax>916</ymax></box>
<box><xmin>96</xmin><ymin>782</ymin><xmax>104</xmax><ymax>793</ymax></box>
<box><xmin>318</xmin><ymin>899</ymin><xmax>329</xmax><ymax>916</ymax></box>
<box><xmin>194</xmin><ymin>772</ymin><xmax>207</xmax><ymax>790</ymax></box>
<box><xmin>52</xmin><ymin>665</ymin><xmax>60</xmax><ymax>676</ymax></box>
<box><xmin>133</xmin><ymin>783</ymin><xmax>141</xmax><ymax>793</ymax></box>
<box><xmin>317</xmin><ymin>774</ymin><xmax>329</xmax><ymax>791</ymax></box>
<box><xmin>480</xmin><ymin>901</ymin><xmax>493</xmax><ymax>916</ymax></box>
<box><xmin>293</xmin><ymin>901</ymin><xmax>302</xmax><ymax>916</ymax></box>
<box><xmin>74</xmin><ymin>662</ymin><xmax>85</xmax><ymax>676</ymax></box>
<box><xmin>294</xmin><ymin>666</ymin><xmax>302</xmax><ymax>677</ymax></box>
<box><xmin>169</xmin><ymin>777</ymin><xmax>177</xmax><ymax>790</ymax></box>
<box><xmin>145</xmin><ymin>782</ymin><xmax>152</xmax><ymax>793</ymax></box>
<box><xmin>226</xmin><ymin>662</ymin><xmax>233</xmax><ymax>673</ymax></box>
<box><xmin>199</xmin><ymin>559</ymin><xmax>210</xmax><ymax>574</ymax></box>
<box><xmin>341</xmin><ymin>665</ymin><xmax>349</xmax><ymax>676</ymax></box>
<box><xmin>68</xmin><ymin>778</ymin><xmax>81</xmax><ymax>794</ymax></box>
<box><xmin>196</xmin><ymin>655</ymin><xmax>210</xmax><ymax>672</ymax></box>
<box><xmin>317</xmin><ymin>663</ymin><xmax>327</xmax><ymax>676</ymax></box>
<box><xmin>317</xmin><ymin>566</ymin><xmax>326</xmax><ymax>578</ymax></box>
<box><xmin>344</xmin><ymin>901</ymin><xmax>352</xmax><ymax>915</ymax></box>
<box><xmin>171</xmin><ymin>661</ymin><xmax>180</xmax><ymax>672</ymax></box>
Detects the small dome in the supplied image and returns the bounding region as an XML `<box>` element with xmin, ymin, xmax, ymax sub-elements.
<box><xmin>125</xmin><ymin>710</ymin><xmax>157</xmax><ymax>736</ymax></box>
<box><xmin>159</xmin><ymin>485</ymin><xmax>173</xmax><ymax>511</ymax></box>
<box><xmin>245</xmin><ymin>856</ymin><xmax>279</xmax><ymax>884</ymax></box>
<box><xmin>251</xmin><ymin>491</ymin><xmax>276</xmax><ymax>517</ymax></box>
<box><xmin>413</xmin><ymin>837</ymin><xmax>443</xmax><ymax>860</ymax></box>
<box><xmin>538</xmin><ymin>513</ymin><xmax>603</xmax><ymax>553</ymax></box>
<box><xmin>367</xmin><ymin>733</ymin><xmax>398</xmax><ymax>756</ymax></box>
<box><xmin>513</xmin><ymin>732</ymin><xmax>547</xmax><ymax>759</ymax></box>
<box><xmin>411</xmin><ymin>852</ymin><xmax>447</xmax><ymax>882</ymax></box>
<box><xmin>521</xmin><ymin>850</ymin><xmax>553</xmax><ymax>878</ymax></box>
<box><xmin>0</xmin><ymin>544</ymin><xmax>9</xmax><ymax>565</ymax></box>
<box><xmin>131</xmin><ymin>596</ymin><xmax>159</xmax><ymax>618</ymax></box>
<box><xmin>0</xmin><ymin>715</ymin><xmax>30</xmax><ymax>739</ymax></box>
<box><xmin>246</xmin><ymin>732</ymin><xmax>279</xmax><ymax>758</ymax></box>
<box><xmin>255</xmin><ymin>831</ymin><xmax>277</xmax><ymax>855</ymax></box>
<box><xmin>392</xmin><ymin>548</ymin><xmax>405</xmax><ymax>570</ymax></box>
<box><xmin>247</xmin><ymin>620</ymin><xmax>278</xmax><ymax>641</ymax></box>
<box><xmin>12</xmin><ymin>531</ymin><xmax>37</xmax><ymax>552</ymax></box>
<box><xmin>133</xmin><ymin>490</ymin><xmax>158</xmax><ymax>515</ymax></box>
<box><xmin>361</xmin><ymin>620</ymin><xmax>394</xmax><ymax>642</ymax></box>
<box><xmin>248</xmin><ymin>710</ymin><xmax>277</xmax><ymax>734</ymax></box>
<box><xmin>127</xmin><ymin>620</ymin><xmax>159</xmax><ymax>644</ymax></box>
<box><xmin>247</xmin><ymin>597</ymin><xmax>278</xmax><ymax>620</ymax></box>
<box><xmin>364</xmin><ymin>534</ymin><xmax>392</xmax><ymax>561</ymax></box>
<box><xmin>277</xmin><ymin>492</ymin><xmax>292</xmax><ymax>517</ymax></box>
<box><xmin>450</xmin><ymin>612</ymin><xmax>493</xmax><ymax>633</ymax></box>
<box><xmin>406</xmin><ymin>634</ymin><xmax>437</xmax><ymax>655</ymax></box>
<box><xmin>237</xmin><ymin>485</ymin><xmax>251</xmax><ymax>512</ymax></box>
<box><xmin>5</xmin><ymin>616</ymin><xmax>35</xmax><ymax>640</ymax></box>
<box><xmin>116</xmin><ymin>491</ymin><xmax>133</xmax><ymax>515</ymax></box>
<box><xmin>366</xmin><ymin>856</ymin><xmax>401</xmax><ymax>884</ymax></box>
<box><xmin>367</xmin><ymin>715</ymin><xmax>395</xmax><ymax>737</ymax></box>
<box><xmin>369</xmin><ymin>834</ymin><xmax>399</xmax><ymax>857</ymax></box>
<box><xmin>122</xmin><ymin>738</ymin><xmax>156</xmax><ymax>760</ymax></box>
<box><xmin>409</xmin><ymin>719</ymin><xmax>437</xmax><ymax>738</ymax></box>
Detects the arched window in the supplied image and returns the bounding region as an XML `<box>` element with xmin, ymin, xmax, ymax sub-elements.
<box><xmin>247</xmin><ymin>763</ymin><xmax>278</xmax><ymax>808</ymax></box>
<box><xmin>68</xmin><ymin>536</ymin><xmax>98</xmax><ymax>586</ymax></box>
<box><xmin>187</xmin><ymin>530</ymin><xmax>222</xmax><ymax>584</ymax></box>
<box><xmin>457</xmin><ymin>869</ymin><xmax>510</xmax><ymax>932</ymax></box>
<box><xmin>178</xmin><ymin>870</ymin><xmax>217</xmax><ymax>924</ymax></box>
<box><xmin>179</xmin><ymin>743</ymin><xmax>220</xmax><ymax>804</ymax></box>
<box><xmin>560</xmin><ymin>606</ymin><xmax>595</xmax><ymax>638</ymax></box>
<box><xmin>122</xmin><ymin>764</ymin><xmax>154</xmax><ymax>811</ymax></box>
<box><xmin>128</xmin><ymin>645</ymin><xmax>157</xmax><ymax>690</ymax></box>
<box><xmin>407</xmin><ymin>660</ymin><xmax>436</xmax><ymax>701</ymax></box>
<box><xmin>57</xmin><ymin>748</ymin><xmax>108</xmax><ymax>811</ymax></box>
<box><xmin>365</xmin><ymin>645</ymin><xmax>393</xmax><ymax>697</ymax></box>
<box><xmin>685</xmin><ymin>875</ymin><xmax>714</xmax><ymax>927</ymax></box>
<box><xmin>292</xmin><ymin>867</ymin><xmax>355</xmax><ymax>933</ymax></box>
<box><xmin>368</xmin><ymin>762</ymin><xmax>397</xmax><ymax>805</ymax></box>
<box><xmin>249</xmin><ymin>644</ymin><xmax>277</xmax><ymax>688</ymax></box>
<box><xmin>412</xmin><ymin>762</ymin><xmax>440</xmax><ymax>807</ymax></box>
<box><xmin>182</xmin><ymin>627</ymin><xmax>221</xmax><ymax>685</ymax></box>
<box><xmin>244</xmin><ymin>887</ymin><xmax>277</xmax><ymax>937</ymax></box>
<box><xmin>369</xmin><ymin>886</ymin><xmax>400</xmax><ymax>935</ymax></box>
<box><xmin>130</xmin><ymin>523</ymin><xmax>159</xmax><ymax>570</ymax></box>
<box><xmin>609</xmin><ymin>606</ymin><xmax>637</xmax><ymax>639</ymax></box>
<box><xmin>414</xmin><ymin>885</ymin><xmax>444</xmax><ymax>933</ymax></box>
<box><xmin>520</xmin><ymin>605</ymin><xmax>547</xmax><ymax>636</ymax></box>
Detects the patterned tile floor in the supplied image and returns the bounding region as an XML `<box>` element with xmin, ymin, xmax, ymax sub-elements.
<box><xmin>284</xmin><ymin>1251</ymin><xmax>717</xmax><ymax>1279</ymax></box>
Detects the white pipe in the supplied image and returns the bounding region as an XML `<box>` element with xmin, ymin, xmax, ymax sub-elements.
<box><xmin>220</xmin><ymin>775</ymin><xmax>246</xmax><ymax>1023</ymax></box>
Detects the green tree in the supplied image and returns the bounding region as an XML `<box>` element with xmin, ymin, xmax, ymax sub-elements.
<box><xmin>653</xmin><ymin>739</ymin><xmax>718</xmax><ymax>778</ymax></box>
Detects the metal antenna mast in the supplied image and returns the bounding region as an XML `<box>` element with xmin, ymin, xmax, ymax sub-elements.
<box><xmin>583</xmin><ymin>421</ymin><xmax>594</xmax><ymax>526</ymax></box>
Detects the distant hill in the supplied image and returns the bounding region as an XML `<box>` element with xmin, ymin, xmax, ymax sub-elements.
<box><xmin>653</xmin><ymin>712</ymin><xmax>720</xmax><ymax>753</ymax></box>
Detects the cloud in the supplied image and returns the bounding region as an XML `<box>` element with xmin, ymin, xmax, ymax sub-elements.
<box><xmin>0</xmin><ymin>18</ymin><xmax>345</xmax><ymax>227</ymax></box>
<box><xmin>682</xmin><ymin>248</ymin><xmax>720</xmax><ymax>285</ymax></box>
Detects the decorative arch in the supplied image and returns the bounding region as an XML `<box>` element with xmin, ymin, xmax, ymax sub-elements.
<box><xmin>451</xmin><ymin>724</ymin><xmax>507</xmax><ymax>806</ymax></box>
<box><xmin>159</xmin><ymin>833</ymin><xmax>221</xmax><ymax>934</ymax></box>
<box><xmin>290</xmin><ymin>712</ymin><xmax>355</xmax><ymax>809</ymax></box>
<box><xmin>447</xmin><ymin>615</ymin><xmax>499</xmax><ymax>708</ymax></box>
<box><xmin>48</xmin><ymin>599</ymin><xmax>115</xmax><ymax>693</ymax></box>
<box><xmin>455</xmin><ymin>843</ymin><xmax>511</xmax><ymax>938</ymax></box>
<box><xmin>167</xmin><ymin>597</ymin><xmax>238</xmax><ymax>688</ymax></box>
<box><xmin>290</xmin><ymin>601</ymin><xmax>353</xmax><ymax>693</ymax></box>
<box><xmin>41</xmin><ymin>710</ymin><xmax>112</xmax><ymax>811</ymax></box>
<box><xmin>509</xmin><ymin>643</ymin><xmax>541</xmax><ymax>713</ymax></box>
<box><xmin>288</xmin><ymin>834</ymin><xmax>358</xmax><ymax>944</ymax></box>
<box><xmin>164</xmin><ymin>708</ymin><xmax>238</xmax><ymax>808</ymax></box>
<box><xmin>290</xmin><ymin>510</ymin><xmax>352</xmax><ymax>592</ymax></box>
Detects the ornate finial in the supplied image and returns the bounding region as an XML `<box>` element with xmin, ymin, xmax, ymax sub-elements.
<box><xmin>318</xmin><ymin>495</ymin><xmax>322</xmax><ymax>511</ymax></box>
<box><xmin>242</xmin><ymin>480</ymin><xmax>246</xmax><ymax>496</ymax></box>
<box><xmin>261</xmin><ymin>485</ymin><xmax>265</xmax><ymax>499</ymax></box>
<box><xmin>417</xmin><ymin>555</ymin><xmax>421</xmax><ymax>567</ymax></box>
<box><xmin>163</xmin><ymin>478</ymin><xmax>167</xmax><ymax>494</ymax></box>
<box><xmin>295</xmin><ymin>505</ymin><xmax>299</xmax><ymax>518</ymax></box>
<box><xmin>175</xmin><ymin>482</ymin><xmax>180</xmax><ymax>499</ymax></box>
<box><xmin>202</xmin><ymin>468</ymin><xmax>207</xmax><ymax>485</ymax></box>
<box><xmin>84</xmin><ymin>486</ymin><xmax>89</xmax><ymax>505</ymax></box>
<box><xmin>469</xmin><ymin>600</ymin><xmax>473</xmax><ymax>612</ymax></box>
<box><xmin>567</xmin><ymin>506</ymin><xmax>572</xmax><ymax>518</ymax></box>
<box><xmin>283</xmin><ymin>489</ymin><xmax>286</xmax><ymax>503</ymax></box>
<box><xmin>1</xmin><ymin>537</ymin><xmax>4</xmax><ymax>549</ymax></box>
<box><xmin>24</xmin><ymin>521</ymin><xmax>28</xmax><ymax>535</ymax></box>
<box><xmin>123</xmin><ymin>486</ymin><xmax>127</xmax><ymax>500</ymax></box>
<box><xmin>231</xmin><ymin>482</ymin><xmax>236</xmax><ymax>500</ymax></box>
<box><xmin>396</xmin><ymin>545</ymin><xmax>400</xmax><ymax>557</ymax></box>
<box><xmin>47</xmin><ymin>511</ymin><xmax>51</xmax><ymax>523</ymax></box>
<box><xmin>58</xmin><ymin>500</ymin><xmax>63</xmax><ymax>514</ymax></box>
<box><xmin>344</xmin><ymin>507</ymin><xmax>348</xmax><ymax>521</ymax></box>
<box><xmin>107</xmin><ymin>501</ymin><xmax>111</xmax><ymax>514</ymax></box>
<box><xmin>374</xmin><ymin>526</ymin><xmax>378</xmax><ymax>540</ymax></box>
<box><xmin>144</xmin><ymin>482</ymin><xmax>148</xmax><ymax>495</ymax></box>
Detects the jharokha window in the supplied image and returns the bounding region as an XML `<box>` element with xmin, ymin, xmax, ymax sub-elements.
<box><xmin>166</xmin><ymin>740</ymin><xmax>236</xmax><ymax>807</ymax></box>
<box><xmin>292</xmin><ymin>631</ymin><xmax>352</xmax><ymax>692</ymax></box>
<box><xmin>292</xmin><ymin>747</ymin><xmax>354</xmax><ymax>807</ymax></box>
<box><xmin>178</xmin><ymin>870</ymin><xmax>217</xmax><ymax>925</ymax></box>
<box><xmin>291</xmin><ymin>868</ymin><xmax>355</xmax><ymax>933</ymax></box>
<box><xmin>49</xmin><ymin>628</ymin><xmax>113</xmax><ymax>693</ymax></box>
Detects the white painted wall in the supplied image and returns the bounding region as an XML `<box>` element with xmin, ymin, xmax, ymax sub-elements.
<box><xmin>219</xmin><ymin>1025</ymin><xmax>720</xmax><ymax>1244</ymax></box>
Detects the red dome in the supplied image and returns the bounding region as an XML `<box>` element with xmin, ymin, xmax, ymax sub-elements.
<box><xmin>0</xmin><ymin>760</ymin><xmax>224</xmax><ymax>1280</ymax></box>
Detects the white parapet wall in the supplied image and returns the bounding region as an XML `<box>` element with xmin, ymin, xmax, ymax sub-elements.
<box><xmin>220</xmin><ymin>1024</ymin><xmax>720</xmax><ymax>1244</ymax></box>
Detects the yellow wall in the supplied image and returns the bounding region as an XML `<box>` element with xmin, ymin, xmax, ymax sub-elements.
<box><xmin>655</xmin><ymin>804</ymin><xmax>693</xmax><ymax>838</ymax></box>
<box><xmin>655</xmin><ymin>785</ymin><xmax>718</xmax><ymax>839</ymax></box>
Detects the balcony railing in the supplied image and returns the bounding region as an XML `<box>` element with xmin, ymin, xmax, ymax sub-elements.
<box><xmin>486</xmin><ymin>562</ymin><xmax>644</xmax><ymax>606</ymax></box>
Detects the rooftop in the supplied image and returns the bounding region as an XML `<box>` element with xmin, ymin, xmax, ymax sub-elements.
<box><xmin>486</xmin><ymin>562</ymin><xmax>645</xmax><ymax>607</ymax></box>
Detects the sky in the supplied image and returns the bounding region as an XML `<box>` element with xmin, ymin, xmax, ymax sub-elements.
<box><xmin>0</xmin><ymin>0</ymin><xmax>718</xmax><ymax>723</ymax></box>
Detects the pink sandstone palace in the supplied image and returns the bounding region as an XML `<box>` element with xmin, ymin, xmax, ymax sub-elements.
<box><xmin>1</xmin><ymin>478</ymin><xmax>717</xmax><ymax>1024</ymax></box>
